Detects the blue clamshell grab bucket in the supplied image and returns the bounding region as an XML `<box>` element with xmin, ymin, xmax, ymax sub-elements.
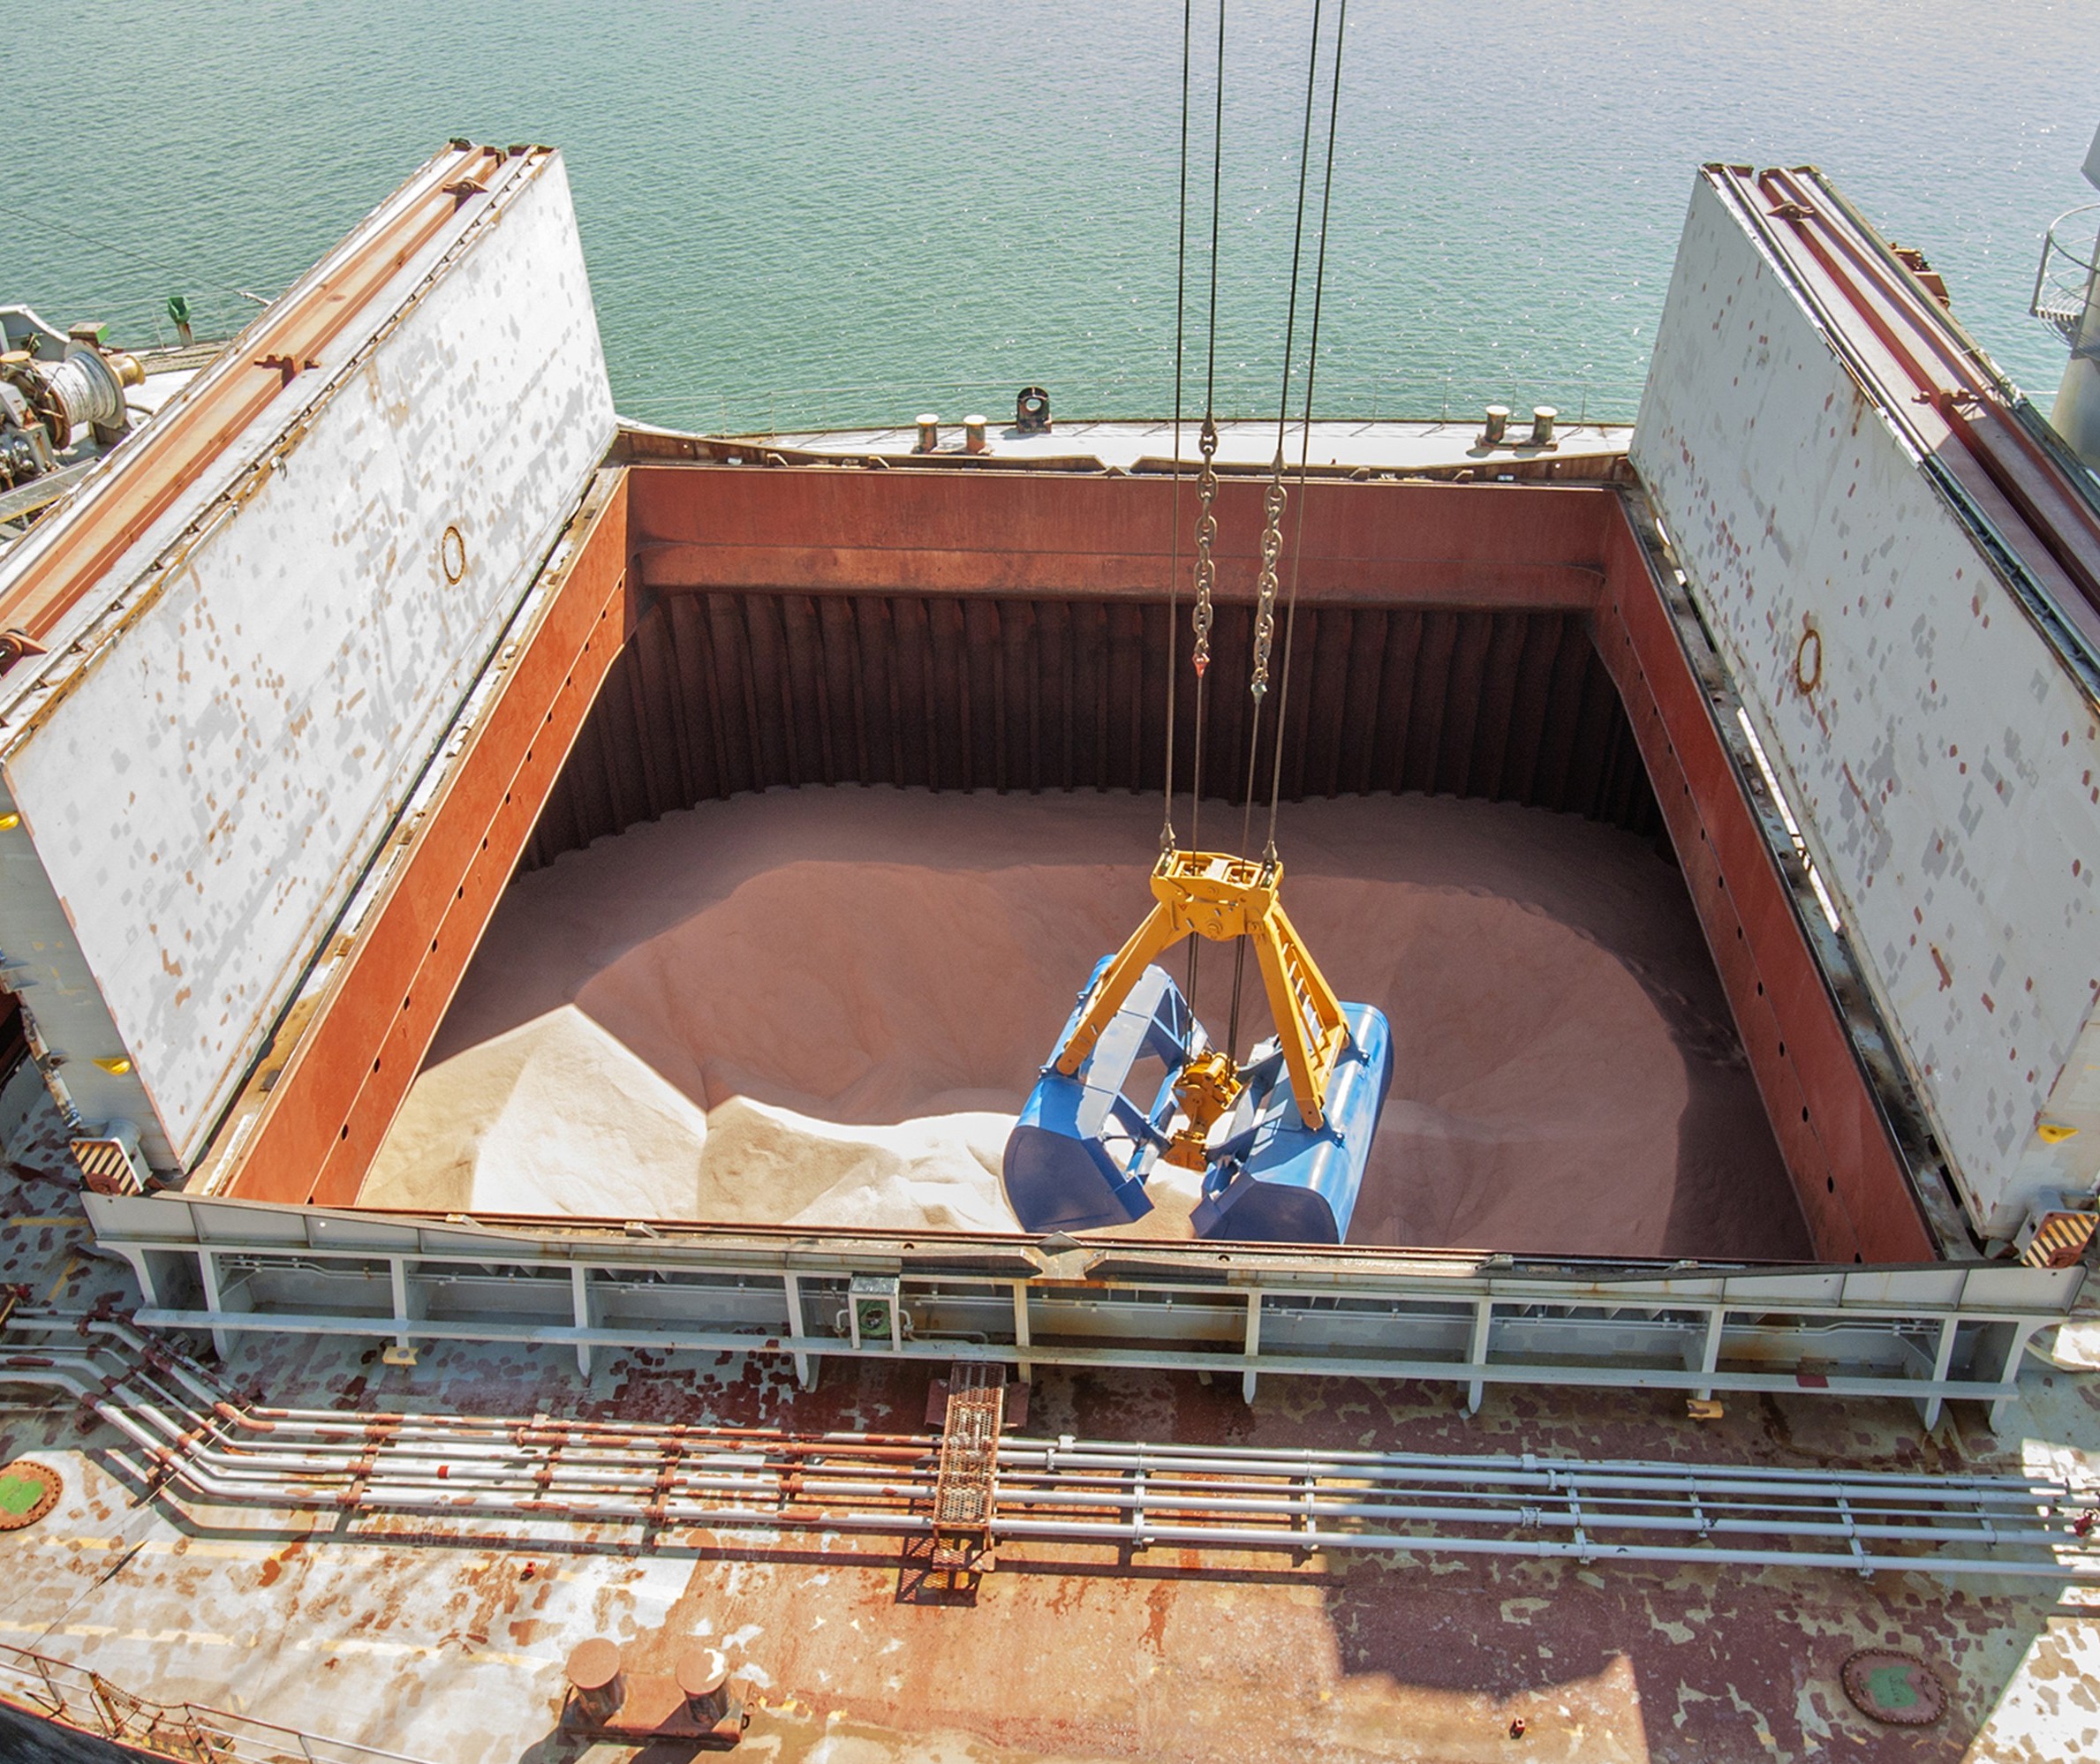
<box><xmin>1002</xmin><ymin>959</ymin><xmax>1393</xmax><ymax>1244</ymax></box>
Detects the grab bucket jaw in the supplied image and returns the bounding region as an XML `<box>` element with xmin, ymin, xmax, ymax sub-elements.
<box><xmin>1190</xmin><ymin>1002</ymin><xmax>1393</xmax><ymax>1244</ymax></box>
<box><xmin>1002</xmin><ymin>959</ymin><xmax>1190</xmax><ymax>1233</ymax></box>
<box><xmin>1001</xmin><ymin>960</ymin><xmax>1391</xmax><ymax>1242</ymax></box>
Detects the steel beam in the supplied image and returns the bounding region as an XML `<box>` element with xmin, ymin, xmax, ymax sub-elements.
<box><xmin>630</xmin><ymin>465</ymin><xmax>1612</xmax><ymax>610</ymax></box>
<box><xmin>87</xmin><ymin>1211</ymin><xmax>2076</xmax><ymax>1423</ymax></box>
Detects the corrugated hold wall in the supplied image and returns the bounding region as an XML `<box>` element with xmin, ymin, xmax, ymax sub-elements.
<box><xmin>520</xmin><ymin>592</ymin><xmax>1659</xmax><ymax>870</ymax></box>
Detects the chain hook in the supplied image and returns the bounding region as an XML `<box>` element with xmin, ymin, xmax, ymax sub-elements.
<box><xmin>1250</xmin><ymin>450</ymin><xmax>1288</xmax><ymax>701</ymax></box>
<box><xmin>1191</xmin><ymin>416</ymin><xmax>1220</xmax><ymax>679</ymax></box>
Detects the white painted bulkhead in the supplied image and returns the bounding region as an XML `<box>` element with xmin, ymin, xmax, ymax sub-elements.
<box><xmin>0</xmin><ymin>150</ymin><xmax>616</xmax><ymax>1170</ymax></box>
<box><xmin>1633</xmin><ymin>171</ymin><xmax>2100</xmax><ymax>1242</ymax></box>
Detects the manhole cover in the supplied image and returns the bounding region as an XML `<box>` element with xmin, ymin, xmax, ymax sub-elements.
<box><xmin>1841</xmin><ymin>1649</ymin><xmax>1946</xmax><ymax>1725</ymax></box>
<box><xmin>0</xmin><ymin>1461</ymin><xmax>60</xmax><ymax>1531</ymax></box>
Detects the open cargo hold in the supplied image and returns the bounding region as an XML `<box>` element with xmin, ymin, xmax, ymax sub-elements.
<box><xmin>100</xmin><ymin>457</ymin><xmax>2066</xmax><ymax>1427</ymax></box>
<box><xmin>358</xmin><ymin>786</ymin><xmax>1812</xmax><ymax>1258</ymax></box>
<box><xmin>205</xmin><ymin>461</ymin><xmax>1948</xmax><ymax>1270</ymax></box>
<box><xmin>32</xmin><ymin>151</ymin><xmax>2089</xmax><ymax>1413</ymax></box>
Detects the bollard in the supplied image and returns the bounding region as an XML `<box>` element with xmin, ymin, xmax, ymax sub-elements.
<box><xmin>1481</xmin><ymin>404</ymin><xmax>1509</xmax><ymax>446</ymax></box>
<box><xmin>676</xmin><ymin>1646</ymin><xmax>730</xmax><ymax>1725</ymax></box>
<box><xmin>1530</xmin><ymin>406</ymin><xmax>1558</xmax><ymax>447</ymax></box>
<box><xmin>916</xmin><ymin>413</ymin><xmax>940</xmax><ymax>453</ymax></box>
<box><xmin>565</xmin><ymin>1639</ymin><xmax>623</xmax><ymax>1724</ymax></box>
<box><xmin>964</xmin><ymin>414</ymin><xmax>988</xmax><ymax>454</ymax></box>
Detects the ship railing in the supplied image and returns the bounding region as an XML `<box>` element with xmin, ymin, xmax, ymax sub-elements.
<box><xmin>2032</xmin><ymin>205</ymin><xmax>2100</xmax><ymax>354</ymax></box>
<box><xmin>693</xmin><ymin>372</ymin><xmax>1619</xmax><ymax>439</ymax></box>
<box><xmin>0</xmin><ymin>1638</ymin><xmax>434</xmax><ymax>1764</ymax></box>
<box><xmin>1</xmin><ymin>1315</ymin><xmax>2093</xmax><ymax>1583</ymax></box>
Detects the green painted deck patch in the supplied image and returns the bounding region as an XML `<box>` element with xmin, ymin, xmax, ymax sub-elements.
<box><xmin>1842</xmin><ymin>1648</ymin><xmax>1947</xmax><ymax>1726</ymax></box>
<box><xmin>0</xmin><ymin>1473</ymin><xmax>47</xmax><ymax>1516</ymax></box>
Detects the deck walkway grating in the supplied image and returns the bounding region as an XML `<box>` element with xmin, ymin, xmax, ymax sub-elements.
<box><xmin>930</xmin><ymin>1362</ymin><xmax>1005</xmax><ymax>1585</ymax></box>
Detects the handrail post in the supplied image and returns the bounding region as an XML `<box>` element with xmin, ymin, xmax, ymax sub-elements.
<box><xmin>33</xmin><ymin>1651</ymin><xmax>63</xmax><ymax>1718</ymax></box>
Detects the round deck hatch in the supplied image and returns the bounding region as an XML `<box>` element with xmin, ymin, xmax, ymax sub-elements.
<box><xmin>0</xmin><ymin>1460</ymin><xmax>60</xmax><ymax>1530</ymax></box>
<box><xmin>1840</xmin><ymin>1649</ymin><xmax>1946</xmax><ymax>1725</ymax></box>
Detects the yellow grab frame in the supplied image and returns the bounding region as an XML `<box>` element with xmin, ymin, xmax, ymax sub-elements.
<box><xmin>1053</xmin><ymin>849</ymin><xmax>1350</xmax><ymax>1130</ymax></box>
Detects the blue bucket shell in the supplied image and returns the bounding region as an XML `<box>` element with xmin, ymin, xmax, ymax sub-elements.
<box><xmin>1003</xmin><ymin>956</ymin><xmax>1391</xmax><ymax>1245</ymax></box>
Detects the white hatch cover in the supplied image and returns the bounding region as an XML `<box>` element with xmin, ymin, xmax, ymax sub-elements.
<box><xmin>0</xmin><ymin>144</ymin><xmax>616</xmax><ymax>1170</ymax></box>
<box><xmin>1633</xmin><ymin>166</ymin><xmax>2100</xmax><ymax>1240</ymax></box>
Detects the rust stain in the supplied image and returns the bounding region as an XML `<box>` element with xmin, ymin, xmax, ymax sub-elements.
<box><xmin>1142</xmin><ymin>1582</ymin><xmax>1171</xmax><ymax>1655</ymax></box>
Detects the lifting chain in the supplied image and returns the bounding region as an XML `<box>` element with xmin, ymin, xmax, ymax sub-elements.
<box><xmin>1249</xmin><ymin>453</ymin><xmax>1288</xmax><ymax>700</ymax></box>
<box><xmin>1191</xmin><ymin>417</ymin><xmax>1220</xmax><ymax>676</ymax></box>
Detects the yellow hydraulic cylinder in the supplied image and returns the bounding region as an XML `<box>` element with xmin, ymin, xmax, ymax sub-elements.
<box><xmin>1162</xmin><ymin>1048</ymin><xmax>1243</xmax><ymax>1170</ymax></box>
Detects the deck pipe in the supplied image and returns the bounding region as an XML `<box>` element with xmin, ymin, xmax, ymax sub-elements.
<box><xmin>3</xmin><ymin>1315</ymin><xmax>2090</xmax><ymax>1579</ymax></box>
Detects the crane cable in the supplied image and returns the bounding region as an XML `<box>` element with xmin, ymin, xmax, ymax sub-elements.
<box><xmin>1226</xmin><ymin>0</ymin><xmax>1335</xmax><ymax>1062</ymax></box>
<box><xmin>1265</xmin><ymin>0</ymin><xmax>1349</xmax><ymax>861</ymax></box>
<box><xmin>1160</xmin><ymin>0</ymin><xmax>1194</xmax><ymax>858</ymax></box>
<box><xmin>1185</xmin><ymin>0</ymin><xmax>1228</xmax><ymax>1012</ymax></box>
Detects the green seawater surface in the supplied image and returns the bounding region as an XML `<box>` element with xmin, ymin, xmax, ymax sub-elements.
<box><xmin>9</xmin><ymin>1</ymin><xmax>2097</xmax><ymax>431</ymax></box>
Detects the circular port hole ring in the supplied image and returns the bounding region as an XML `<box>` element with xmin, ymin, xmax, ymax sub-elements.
<box><xmin>441</xmin><ymin>524</ymin><xmax>468</xmax><ymax>584</ymax></box>
<box><xmin>1794</xmin><ymin>622</ymin><xmax>1823</xmax><ymax>694</ymax></box>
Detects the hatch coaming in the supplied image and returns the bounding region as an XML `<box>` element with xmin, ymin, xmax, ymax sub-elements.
<box><xmin>0</xmin><ymin>146</ymin><xmax>616</xmax><ymax>1171</ymax></box>
<box><xmin>187</xmin><ymin>452</ymin><xmax>1947</xmax><ymax>1274</ymax></box>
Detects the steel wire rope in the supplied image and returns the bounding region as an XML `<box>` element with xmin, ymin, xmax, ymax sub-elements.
<box><xmin>1162</xmin><ymin>0</ymin><xmax>1196</xmax><ymax>856</ymax></box>
<box><xmin>1265</xmin><ymin>0</ymin><xmax>1350</xmax><ymax>861</ymax></box>
<box><xmin>1227</xmin><ymin>0</ymin><xmax>1328</xmax><ymax>1062</ymax></box>
<box><xmin>1186</xmin><ymin>0</ymin><xmax>1228</xmax><ymax>1012</ymax></box>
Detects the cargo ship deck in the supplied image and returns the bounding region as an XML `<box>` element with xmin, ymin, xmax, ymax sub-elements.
<box><xmin>0</xmin><ymin>140</ymin><xmax>2096</xmax><ymax>1764</ymax></box>
<box><xmin>0</xmin><ymin>1135</ymin><xmax>2092</xmax><ymax>1764</ymax></box>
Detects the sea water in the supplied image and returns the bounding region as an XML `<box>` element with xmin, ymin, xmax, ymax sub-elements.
<box><xmin>11</xmin><ymin>0</ymin><xmax>2096</xmax><ymax>433</ymax></box>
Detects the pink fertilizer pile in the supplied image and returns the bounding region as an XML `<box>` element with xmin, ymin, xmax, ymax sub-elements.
<box><xmin>360</xmin><ymin>786</ymin><xmax>1809</xmax><ymax>1260</ymax></box>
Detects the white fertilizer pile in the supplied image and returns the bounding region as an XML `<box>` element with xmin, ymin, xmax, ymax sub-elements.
<box><xmin>359</xmin><ymin>785</ymin><xmax>1808</xmax><ymax>1258</ymax></box>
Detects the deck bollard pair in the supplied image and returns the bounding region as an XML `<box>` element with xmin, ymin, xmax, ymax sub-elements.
<box><xmin>915</xmin><ymin>414</ymin><xmax>990</xmax><ymax>453</ymax></box>
<box><xmin>564</xmin><ymin>1638</ymin><xmax>743</xmax><ymax>1744</ymax></box>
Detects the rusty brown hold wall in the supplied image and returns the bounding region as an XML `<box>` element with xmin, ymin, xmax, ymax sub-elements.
<box><xmin>519</xmin><ymin>594</ymin><xmax>1659</xmax><ymax>869</ymax></box>
<box><xmin>526</xmin><ymin>464</ymin><xmax>1664</xmax><ymax>864</ymax></box>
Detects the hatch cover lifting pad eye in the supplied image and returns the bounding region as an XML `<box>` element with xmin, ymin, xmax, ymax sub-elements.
<box><xmin>441</xmin><ymin>524</ymin><xmax>468</xmax><ymax>584</ymax></box>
